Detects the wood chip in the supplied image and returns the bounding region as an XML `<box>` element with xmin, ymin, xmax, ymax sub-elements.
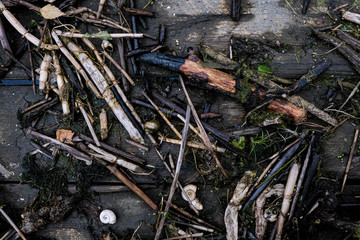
<box><xmin>56</xmin><ymin>129</ymin><xmax>74</xmax><ymax>142</ymax></box>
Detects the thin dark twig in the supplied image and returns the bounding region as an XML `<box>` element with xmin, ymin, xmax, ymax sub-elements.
<box><xmin>27</xmin><ymin>41</ymin><xmax>36</xmax><ymax>93</ymax></box>
<box><xmin>179</xmin><ymin>75</ymin><xmax>230</xmax><ymax>180</ymax></box>
<box><xmin>3</xmin><ymin>49</ymin><xmax>31</xmax><ymax>76</ymax></box>
<box><xmin>154</xmin><ymin>105</ymin><xmax>191</xmax><ymax>240</ymax></box>
<box><xmin>341</xmin><ymin>129</ymin><xmax>359</xmax><ymax>192</ymax></box>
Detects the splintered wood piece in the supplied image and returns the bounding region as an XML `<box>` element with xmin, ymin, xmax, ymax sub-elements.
<box><xmin>267</xmin><ymin>98</ymin><xmax>305</xmax><ymax>122</ymax></box>
<box><xmin>100</xmin><ymin>108</ymin><xmax>108</xmax><ymax>140</ymax></box>
<box><xmin>342</xmin><ymin>10</ymin><xmax>360</xmax><ymax>25</ymax></box>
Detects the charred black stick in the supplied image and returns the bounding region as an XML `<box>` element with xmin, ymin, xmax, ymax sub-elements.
<box><xmin>159</xmin><ymin>24</ymin><xmax>166</xmax><ymax>44</ymax></box>
<box><xmin>3</xmin><ymin>49</ymin><xmax>31</xmax><ymax>76</ymax></box>
<box><xmin>289</xmin><ymin>59</ymin><xmax>331</xmax><ymax>94</ymax></box>
<box><xmin>126</xmin><ymin>44</ymin><xmax>164</xmax><ymax>57</ymax></box>
<box><xmin>129</xmin><ymin>0</ymin><xmax>139</xmax><ymax>50</ymax></box>
<box><xmin>111</xmin><ymin>87</ymin><xmax>146</xmax><ymax>137</ymax></box>
<box><xmin>314</xmin><ymin>29</ymin><xmax>360</xmax><ymax>74</ymax></box>
<box><xmin>298</xmin><ymin>152</ymin><xmax>320</xmax><ymax>207</ymax></box>
<box><xmin>241</xmin><ymin>131</ymin><xmax>307</xmax><ymax>212</ymax></box>
<box><xmin>138</xmin><ymin>16</ymin><xmax>148</xmax><ymax>29</ymax></box>
<box><xmin>123</xmin><ymin>7</ymin><xmax>155</xmax><ymax>17</ymax></box>
<box><xmin>302</xmin><ymin>0</ymin><xmax>310</xmax><ymax>14</ymax></box>
<box><xmin>0</xmin><ymin>40</ymin><xmax>27</xmax><ymax>78</ymax></box>
<box><xmin>79</xmin><ymin>134</ymin><xmax>146</xmax><ymax>164</ymax></box>
<box><xmin>336</xmin><ymin>30</ymin><xmax>360</xmax><ymax>52</ymax></box>
<box><xmin>27</xmin><ymin>41</ymin><xmax>36</xmax><ymax>93</ymax></box>
<box><xmin>116</xmin><ymin>38</ymin><xmax>129</xmax><ymax>92</ymax></box>
<box><xmin>231</xmin><ymin>0</ymin><xmax>241</xmax><ymax>21</ymax></box>
<box><xmin>126</xmin><ymin>38</ymin><xmax>137</xmax><ymax>74</ymax></box>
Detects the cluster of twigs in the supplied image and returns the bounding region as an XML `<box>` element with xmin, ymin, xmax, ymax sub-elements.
<box><xmin>1</xmin><ymin>1</ymin><xmax>360</xmax><ymax>240</ymax></box>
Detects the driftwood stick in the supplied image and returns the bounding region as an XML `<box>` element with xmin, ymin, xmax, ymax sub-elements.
<box><xmin>96</xmin><ymin>158</ymin><xmax>158</xmax><ymax>210</ymax></box>
<box><xmin>88</xmin><ymin>143</ymin><xmax>144</xmax><ymax>173</ymax></box>
<box><xmin>76</xmin><ymin>99</ymin><xmax>100</xmax><ymax>146</ymax></box>
<box><xmin>341</xmin><ymin>129</ymin><xmax>359</xmax><ymax>192</ymax></box>
<box><xmin>180</xmin><ymin>75</ymin><xmax>230</xmax><ymax>180</ymax></box>
<box><xmin>336</xmin><ymin>30</ymin><xmax>360</xmax><ymax>52</ymax></box>
<box><xmin>79</xmin><ymin>134</ymin><xmax>146</xmax><ymax>164</ymax></box>
<box><xmin>123</xmin><ymin>7</ymin><xmax>155</xmax><ymax>17</ymax></box>
<box><xmin>96</xmin><ymin>0</ymin><xmax>106</xmax><ymax>18</ymax></box>
<box><xmin>159</xmin><ymin>136</ymin><xmax>226</xmax><ymax>153</ymax></box>
<box><xmin>27</xmin><ymin>129</ymin><xmax>92</xmax><ymax>163</ymax></box>
<box><xmin>0</xmin><ymin>208</ymin><xmax>26</xmax><ymax>240</ymax></box>
<box><xmin>154</xmin><ymin>106</ymin><xmax>191</xmax><ymax>240</ymax></box>
<box><xmin>275</xmin><ymin>162</ymin><xmax>300</xmax><ymax>240</ymax></box>
<box><xmin>173</xmin><ymin>221</ymin><xmax>214</xmax><ymax>233</ymax></box>
<box><xmin>288</xmin><ymin>135</ymin><xmax>315</xmax><ymax>220</ymax></box>
<box><xmin>342</xmin><ymin>10</ymin><xmax>360</xmax><ymax>25</ymax></box>
<box><xmin>102</xmin><ymin>50</ymin><xmax>135</xmax><ymax>85</ymax></box>
<box><xmin>53</xmin><ymin>30</ymin><xmax>143</xmax><ymax>39</ymax></box>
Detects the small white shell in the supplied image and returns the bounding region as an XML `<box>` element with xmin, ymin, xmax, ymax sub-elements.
<box><xmin>181</xmin><ymin>184</ymin><xmax>197</xmax><ymax>201</ymax></box>
<box><xmin>182</xmin><ymin>184</ymin><xmax>203</xmax><ymax>211</ymax></box>
<box><xmin>101</xmin><ymin>40</ymin><xmax>113</xmax><ymax>52</ymax></box>
<box><xmin>100</xmin><ymin>209</ymin><xmax>116</xmax><ymax>224</ymax></box>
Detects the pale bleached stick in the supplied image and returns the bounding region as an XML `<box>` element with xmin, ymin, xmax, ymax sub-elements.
<box><xmin>0</xmin><ymin>1</ymin><xmax>57</xmax><ymax>50</ymax></box>
<box><xmin>76</xmin><ymin>99</ymin><xmax>100</xmax><ymax>146</ymax></box>
<box><xmin>52</xmin><ymin>51</ymin><xmax>70</xmax><ymax>115</ymax></box>
<box><xmin>62</xmin><ymin>37</ymin><xmax>144</xmax><ymax>143</ymax></box>
<box><xmin>51</xmin><ymin>30</ymin><xmax>101</xmax><ymax>98</ymax></box>
<box><xmin>88</xmin><ymin>143</ymin><xmax>144</xmax><ymax>173</ymax></box>
<box><xmin>54</xmin><ymin>30</ymin><xmax>143</xmax><ymax>39</ymax></box>
<box><xmin>159</xmin><ymin>136</ymin><xmax>226</xmax><ymax>153</ymax></box>
<box><xmin>96</xmin><ymin>0</ymin><xmax>107</xmax><ymax>18</ymax></box>
<box><xmin>275</xmin><ymin>162</ymin><xmax>301</xmax><ymax>240</ymax></box>
<box><xmin>38</xmin><ymin>54</ymin><xmax>52</xmax><ymax>95</ymax></box>
<box><xmin>154</xmin><ymin>106</ymin><xmax>191</xmax><ymax>240</ymax></box>
<box><xmin>341</xmin><ymin>129</ymin><xmax>359</xmax><ymax>192</ymax></box>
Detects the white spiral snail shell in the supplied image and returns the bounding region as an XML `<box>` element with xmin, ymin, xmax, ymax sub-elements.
<box><xmin>100</xmin><ymin>209</ymin><xmax>116</xmax><ymax>224</ymax></box>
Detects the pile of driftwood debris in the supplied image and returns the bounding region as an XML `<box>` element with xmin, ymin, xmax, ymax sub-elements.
<box><xmin>0</xmin><ymin>0</ymin><xmax>360</xmax><ymax>239</ymax></box>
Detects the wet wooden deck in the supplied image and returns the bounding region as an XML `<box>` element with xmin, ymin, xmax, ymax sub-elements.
<box><xmin>1</xmin><ymin>0</ymin><xmax>360</xmax><ymax>239</ymax></box>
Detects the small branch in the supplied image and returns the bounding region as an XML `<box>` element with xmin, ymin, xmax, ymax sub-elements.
<box><xmin>341</xmin><ymin>129</ymin><xmax>359</xmax><ymax>192</ymax></box>
<box><xmin>161</xmin><ymin>233</ymin><xmax>203</xmax><ymax>240</ymax></box>
<box><xmin>159</xmin><ymin>136</ymin><xmax>226</xmax><ymax>153</ymax></box>
<box><xmin>0</xmin><ymin>208</ymin><xmax>27</xmax><ymax>240</ymax></box>
<box><xmin>96</xmin><ymin>0</ymin><xmax>106</xmax><ymax>18</ymax></box>
<box><xmin>76</xmin><ymin>99</ymin><xmax>100</xmax><ymax>146</ymax></box>
<box><xmin>53</xmin><ymin>30</ymin><xmax>143</xmax><ymax>39</ymax></box>
<box><xmin>154</xmin><ymin>106</ymin><xmax>191</xmax><ymax>240</ymax></box>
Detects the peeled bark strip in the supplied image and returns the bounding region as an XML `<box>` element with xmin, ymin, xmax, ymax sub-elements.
<box><xmin>255</xmin><ymin>184</ymin><xmax>284</xmax><ymax>240</ymax></box>
<box><xmin>224</xmin><ymin>171</ymin><xmax>256</xmax><ymax>240</ymax></box>
<box><xmin>63</xmin><ymin>38</ymin><xmax>144</xmax><ymax>143</ymax></box>
<box><xmin>100</xmin><ymin>108</ymin><xmax>108</xmax><ymax>140</ymax></box>
<box><xmin>88</xmin><ymin>144</ymin><xmax>144</xmax><ymax>173</ymax></box>
<box><xmin>267</xmin><ymin>98</ymin><xmax>305</xmax><ymax>122</ymax></box>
